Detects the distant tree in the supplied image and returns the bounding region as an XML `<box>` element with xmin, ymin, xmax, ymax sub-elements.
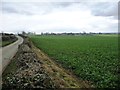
<box><xmin>22</xmin><ymin>31</ymin><xmax>26</xmax><ymax>35</ymax></box>
<box><xmin>41</xmin><ymin>32</ymin><xmax>44</xmax><ymax>35</ymax></box>
<box><xmin>83</xmin><ymin>31</ymin><xmax>86</xmax><ymax>34</ymax></box>
<box><xmin>33</xmin><ymin>32</ymin><xmax>36</xmax><ymax>35</ymax></box>
<box><xmin>98</xmin><ymin>32</ymin><xmax>102</xmax><ymax>34</ymax></box>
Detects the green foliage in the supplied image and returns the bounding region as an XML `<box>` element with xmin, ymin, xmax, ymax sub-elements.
<box><xmin>30</xmin><ymin>35</ymin><xmax>118</xmax><ymax>88</ymax></box>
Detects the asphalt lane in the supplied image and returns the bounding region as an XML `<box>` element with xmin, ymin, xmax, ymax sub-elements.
<box><xmin>0</xmin><ymin>36</ymin><xmax>23</xmax><ymax>89</ymax></box>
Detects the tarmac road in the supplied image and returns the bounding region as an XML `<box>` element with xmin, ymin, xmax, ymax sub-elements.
<box><xmin>0</xmin><ymin>36</ymin><xmax>23</xmax><ymax>89</ymax></box>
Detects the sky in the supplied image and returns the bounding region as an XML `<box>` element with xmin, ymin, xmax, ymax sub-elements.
<box><xmin>0</xmin><ymin>0</ymin><xmax>119</xmax><ymax>34</ymax></box>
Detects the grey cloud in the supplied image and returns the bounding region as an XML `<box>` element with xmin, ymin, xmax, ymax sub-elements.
<box><xmin>2</xmin><ymin>2</ymin><xmax>33</xmax><ymax>15</ymax></box>
<box><xmin>32</xmin><ymin>2</ymin><xmax>75</xmax><ymax>14</ymax></box>
<box><xmin>2</xmin><ymin>6</ymin><xmax>18</xmax><ymax>13</ymax></box>
<box><xmin>51</xmin><ymin>2</ymin><xmax>73</xmax><ymax>8</ymax></box>
<box><xmin>1</xmin><ymin>2</ymin><xmax>78</xmax><ymax>15</ymax></box>
<box><xmin>2</xmin><ymin>1</ymin><xmax>118</xmax><ymax>18</ymax></box>
<box><xmin>2</xmin><ymin>2</ymin><xmax>17</xmax><ymax>13</ymax></box>
<box><xmin>90</xmin><ymin>2</ymin><xmax>118</xmax><ymax>18</ymax></box>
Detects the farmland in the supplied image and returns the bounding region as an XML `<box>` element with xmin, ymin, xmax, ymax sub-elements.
<box><xmin>30</xmin><ymin>35</ymin><xmax>118</xmax><ymax>88</ymax></box>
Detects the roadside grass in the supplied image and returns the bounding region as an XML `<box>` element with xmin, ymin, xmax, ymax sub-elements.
<box><xmin>0</xmin><ymin>42</ymin><xmax>1</xmax><ymax>47</ymax></box>
<box><xmin>30</xmin><ymin>35</ymin><xmax>119</xmax><ymax>88</ymax></box>
<box><xmin>0</xmin><ymin>39</ymin><xmax>18</xmax><ymax>47</ymax></box>
<box><xmin>0</xmin><ymin>41</ymin><xmax>12</xmax><ymax>47</ymax></box>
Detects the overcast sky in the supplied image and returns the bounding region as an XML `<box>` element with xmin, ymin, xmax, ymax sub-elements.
<box><xmin>0</xmin><ymin>0</ymin><xmax>119</xmax><ymax>34</ymax></box>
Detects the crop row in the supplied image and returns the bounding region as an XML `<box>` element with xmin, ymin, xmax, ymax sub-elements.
<box><xmin>30</xmin><ymin>35</ymin><xmax>118</xmax><ymax>88</ymax></box>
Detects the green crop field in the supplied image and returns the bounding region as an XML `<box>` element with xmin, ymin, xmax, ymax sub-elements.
<box><xmin>30</xmin><ymin>35</ymin><xmax>119</xmax><ymax>88</ymax></box>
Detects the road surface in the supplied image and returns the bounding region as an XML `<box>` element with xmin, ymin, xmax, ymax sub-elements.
<box><xmin>0</xmin><ymin>36</ymin><xmax>23</xmax><ymax>89</ymax></box>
